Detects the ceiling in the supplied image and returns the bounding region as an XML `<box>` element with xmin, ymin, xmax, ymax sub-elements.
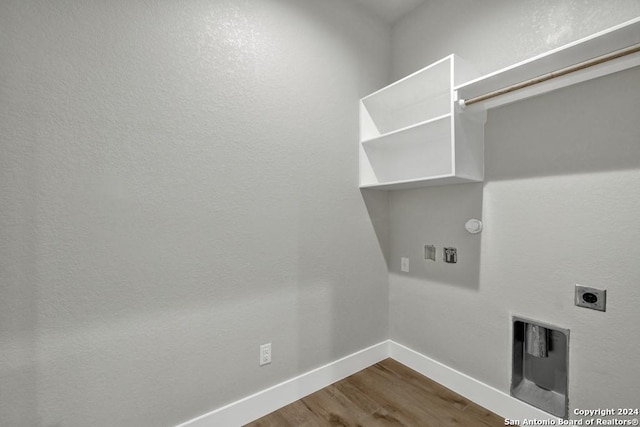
<box><xmin>350</xmin><ymin>0</ymin><xmax>428</xmax><ymax>24</ymax></box>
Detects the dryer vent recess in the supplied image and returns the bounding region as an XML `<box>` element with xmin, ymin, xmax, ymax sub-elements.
<box><xmin>511</xmin><ymin>317</ymin><xmax>569</xmax><ymax>419</ymax></box>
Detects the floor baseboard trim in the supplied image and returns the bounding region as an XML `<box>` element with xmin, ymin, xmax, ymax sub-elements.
<box><xmin>388</xmin><ymin>340</ymin><xmax>552</xmax><ymax>422</ymax></box>
<box><xmin>176</xmin><ymin>341</ymin><xmax>389</xmax><ymax>427</ymax></box>
<box><xmin>177</xmin><ymin>340</ymin><xmax>553</xmax><ymax>426</ymax></box>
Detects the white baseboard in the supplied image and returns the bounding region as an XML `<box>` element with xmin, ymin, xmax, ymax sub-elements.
<box><xmin>177</xmin><ymin>340</ymin><xmax>553</xmax><ymax>427</ymax></box>
<box><xmin>176</xmin><ymin>341</ymin><xmax>389</xmax><ymax>427</ymax></box>
<box><xmin>388</xmin><ymin>341</ymin><xmax>553</xmax><ymax>422</ymax></box>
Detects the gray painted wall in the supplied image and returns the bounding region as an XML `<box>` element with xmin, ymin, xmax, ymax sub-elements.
<box><xmin>0</xmin><ymin>1</ymin><xmax>390</xmax><ymax>425</ymax></box>
<box><xmin>389</xmin><ymin>0</ymin><xmax>640</xmax><ymax>416</ymax></box>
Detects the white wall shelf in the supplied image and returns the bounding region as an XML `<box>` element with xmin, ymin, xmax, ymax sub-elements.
<box><xmin>359</xmin><ymin>18</ymin><xmax>640</xmax><ymax>191</ymax></box>
<box><xmin>359</xmin><ymin>54</ymin><xmax>486</xmax><ymax>190</ymax></box>
<box><xmin>455</xmin><ymin>16</ymin><xmax>640</xmax><ymax>110</ymax></box>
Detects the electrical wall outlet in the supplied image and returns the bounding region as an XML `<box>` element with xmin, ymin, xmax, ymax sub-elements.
<box><xmin>260</xmin><ymin>343</ymin><xmax>271</xmax><ymax>366</ymax></box>
<box><xmin>575</xmin><ymin>284</ymin><xmax>606</xmax><ymax>312</ymax></box>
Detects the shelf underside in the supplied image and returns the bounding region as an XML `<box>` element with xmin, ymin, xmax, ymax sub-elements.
<box><xmin>360</xmin><ymin>174</ymin><xmax>481</xmax><ymax>190</ymax></box>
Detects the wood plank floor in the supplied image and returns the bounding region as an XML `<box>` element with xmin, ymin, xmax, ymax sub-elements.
<box><xmin>244</xmin><ymin>358</ymin><xmax>504</xmax><ymax>426</ymax></box>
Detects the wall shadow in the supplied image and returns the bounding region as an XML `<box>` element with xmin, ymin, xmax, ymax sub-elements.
<box><xmin>485</xmin><ymin>67</ymin><xmax>640</xmax><ymax>182</ymax></box>
<box><xmin>388</xmin><ymin>182</ymin><xmax>484</xmax><ymax>290</ymax></box>
<box><xmin>360</xmin><ymin>189</ymin><xmax>391</xmax><ymax>267</ymax></box>
<box><xmin>0</xmin><ymin>131</ymin><xmax>40</xmax><ymax>425</ymax></box>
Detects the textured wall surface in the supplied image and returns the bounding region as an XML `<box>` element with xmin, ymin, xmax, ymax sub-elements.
<box><xmin>392</xmin><ymin>0</ymin><xmax>640</xmax><ymax>80</ymax></box>
<box><xmin>389</xmin><ymin>0</ymin><xmax>640</xmax><ymax>416</ymax></box>
<box><xmin>0</xmin><ymin>1</ymin><xmax>390</xmax><ymax>425</ymax></box>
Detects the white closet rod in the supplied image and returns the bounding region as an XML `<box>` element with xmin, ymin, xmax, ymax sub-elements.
<box><xmin>459</xmin><ymin>42</ymin><xmax>640</xmax><ymax>107</ymax></box>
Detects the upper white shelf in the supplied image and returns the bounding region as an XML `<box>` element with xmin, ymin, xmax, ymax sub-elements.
<box><xmin>362</xmin><ymin>56</ymin><xmax>449</xmax><ymax>135</ymax></box>
<box><xmin>455</xmin><ymin>16</ymin><xmax>640</xmax><ymax>110</ymax></box>
<box><xmin>359</xmin><ymin>55</ymin><xmax>485</xmax><ymax>190</ymax></box>
<box><xmin>359</xmin><ymin>18</ymin><xmax>640</xmax><ymax>191</ymax></box>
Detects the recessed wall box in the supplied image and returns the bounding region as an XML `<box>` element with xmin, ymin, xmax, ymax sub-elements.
<box><xmin>512</xmin><ymin>317</ymin><xmax>569</xmax><ymax>419</ymax></box>
<box><xmin>425</xmin><ymin>245</ymin><xmax>436</xmax><ymax>261</ymax></box>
